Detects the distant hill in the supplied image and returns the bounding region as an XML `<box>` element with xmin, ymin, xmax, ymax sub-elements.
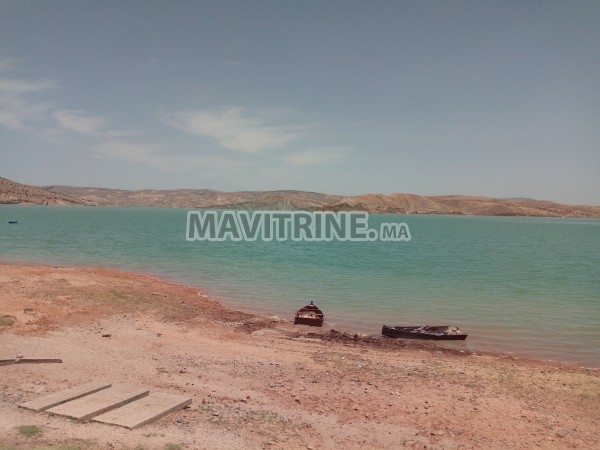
<box><xmin>1</xmin><ymin>177</ymin><xmax>598</xmax><ymax>217</ymax></box>
<box><xmin>43</xmin><ymin>185</ymin><xmax>341</xmax><ymax>210</ymax></box>
<box><xmin>0</xmin><ymin>177</ymin><xmax>99</xmax><ymax>206</ymax></box>
<box><xmin>319</xmin><ymin>193</ymin><xmax>600</xmax><ymax>218</ymax></box>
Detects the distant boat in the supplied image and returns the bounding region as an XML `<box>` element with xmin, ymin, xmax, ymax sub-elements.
<box><xmin>8</xmin><ymin>221</ymin><xmax>18</xmax><ymax>224</ymax></box>
<box><xmin>294</xmin><ymin>301</ymin><xmax>324</xmax><ymax>327</ymax></box>
<box><xmin>382</xmin><ymin>325</ymin><xmax>468</xmax><ymax>340</ymax></box>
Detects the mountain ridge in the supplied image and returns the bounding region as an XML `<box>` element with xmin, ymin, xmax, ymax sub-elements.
<box><xmin>1</xmin><ymin>177</ymin><xmax>598</xmax><ymax>217</ymax></box>
<box><xmin>314</xmin><ymin>193</ymin><xmax>600</xmax><ymax>217</ymax></box>
<box><xmin>0</xmin><ymin>177</ymin><xmax>99</xmax><ymax>206</ymax></box>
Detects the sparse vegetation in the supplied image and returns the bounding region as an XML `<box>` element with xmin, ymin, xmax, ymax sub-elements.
<box><xmin>16</xmin><ymin>424</ymin><xmax>42</xmax><ymax>437</ymax></box>
<box><xmin>164</xmin><ymin>444</ymin><xmax>182</xmax><ymax>450</ymax></box>
<box><xmin>37</xmin><ymin>446</ymin><xmax>81</xmax><ymax>450</ymax></box>
<box><xmin>0</xmin><ymin>315</ymin><xmax>15</xmax><ymax>326</ymax></box>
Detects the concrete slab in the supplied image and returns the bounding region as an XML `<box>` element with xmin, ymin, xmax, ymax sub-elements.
<box><xmin>19</xmin><ymin>382</ymin><xmax>111</xmax><ymax>412</ymax></box>
<box><xmin>46</xmin><ymin>385</ymin><xmax>148</xmax><ymax>420</ymax></box>
<box><xmin>93</xmin><ymin>392</ymin><xmax>192</xmax><ymax>429</ymax></box>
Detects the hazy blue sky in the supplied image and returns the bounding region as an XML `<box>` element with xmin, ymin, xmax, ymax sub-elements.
<box><xmin>1</xmin><ymin>1</ymin><xmax>599</xmax><ymax>203</ymax></box>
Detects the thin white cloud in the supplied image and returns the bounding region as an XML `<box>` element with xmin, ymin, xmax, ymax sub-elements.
<box><xmin>53</xmin><ymin>110</ymin><xmax>108</xmax><ymax>136</ymax></box>
<box><xmin>0</xmin><ymin>77</ymin><xmax>55</xmax><ymax>130</ymax></box>
<box><xmin>0</xmin><ymin>78</ymin><xmax>54</xmax><ymax>95</ymax></box>
<box><xmin>161</xmin><ymin>106</ymin><xmax>314</xmax><ymax>154</ymax></box>
<box><xmin>51</xmin><ymin>110</ymin><xmax>141</xmax><ymax>139</ymax></box>
<box><xmin>284</xmin><ymin>147</ymin><xmax>349</xmax><ymax>166</ymax></box>
<box><xmin>94</xmin><ymin>140</ymin><xmax>157</xmax><ymax>162</ymax></box>
<box><xmin>1</xmin><ymin>64</ymin><xmax>349</xmax><ymax>178</ymax></box>
<box><xmin>0</xmin><ymin>69</ymin><xmax>182</xmax><ymax>171</ymax></box>
<box><xmin>93</xmin><ymin>139</ymin><xmax>247</xmax><ymax>173</ymax></box>
<box><xmin>0</xmin><ymin>71</ymin><xmax>140</xmax><ymax>141</ymax></box>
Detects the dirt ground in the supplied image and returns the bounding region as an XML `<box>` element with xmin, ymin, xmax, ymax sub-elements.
<box><xmin>0</xmin><ymin>263</ymin><xmax>598</xmax><ymax>450</ymax></box>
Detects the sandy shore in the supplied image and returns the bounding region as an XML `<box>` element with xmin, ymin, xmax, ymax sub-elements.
<box><xmin>0</xmin><ymin>263</ymin><xmax>598</xmax><ymax>449</ymax></box>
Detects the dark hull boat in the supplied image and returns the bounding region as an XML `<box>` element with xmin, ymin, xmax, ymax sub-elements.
<box><xmin>294</xmin><ymin>301</ymin><xmax>324</xmax><ymax>327</ymax></box>
<box><xmin>382</xmin><ymin>325</ymin><xmax>468</xmax><ymax>340</ymax></box>
<box><xmin>8</xmin><ymin>221</ymin><xmax>18</xmax><ymax>224</ymax></box>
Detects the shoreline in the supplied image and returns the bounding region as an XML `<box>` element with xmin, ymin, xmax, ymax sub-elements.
<box><xmin>1</xmin><ymin>262</ymin><xmax>599</xmax><ymax>449</ymax></box>
<box><xmin>4</xmin><ymin>202</ymin><xmax>600</xmax><ymax>219</ymax></box>
<box><xmin>2</xmin><ymin>259</ymin><xmax>598</xmax><ymax>370</ymax></box>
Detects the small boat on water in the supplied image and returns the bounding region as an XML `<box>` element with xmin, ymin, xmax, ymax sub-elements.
<box><xmin>294</xmin><ymin>301</ymin><xmax>324</xmax><ymax>327</ymax></box>
<box><xmin>8</xmin><ymin>221</ymin><xmax>18</xmax><ymax>224</ymax></box>
<box><xmin>382</xmin><ymin>325</ymin><xmax>468</xmax><ymax>340</ymax></box>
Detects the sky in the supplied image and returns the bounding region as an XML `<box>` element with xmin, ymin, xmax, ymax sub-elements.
<box><xmin>1</xmin><ymin>1</ymin><xmax>599</xmax><ymax>204</ymax></box>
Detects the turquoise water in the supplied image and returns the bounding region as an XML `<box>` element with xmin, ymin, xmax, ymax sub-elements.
<box><xmin>1</xmin><ymin>205</ymin><xmax>599</xmax><ymax>367</ymax></box>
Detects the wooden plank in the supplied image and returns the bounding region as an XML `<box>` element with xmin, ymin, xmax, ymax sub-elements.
<box><xmin>19</xmin><ymin>382</ymin><xmax>112</xmax><ymax>412</ymax></box>
<box><xmin>93</xmin><ymin>392</ymin><xmax>192</xmax><ymax>429</ymax></box>
<box><xmin>17</xmin><ymin>358</ymin><xmax>63</xmax><ymax>364</ymax></box>
<box><xmin>2</xmin><ymin>358</ymin><xmax>62</xmax><ymax>365</ymax></box>
<box><xmin>46</xmin><ymin>385</ymin><xmax>148</xmax><ymax>420</ymax></box>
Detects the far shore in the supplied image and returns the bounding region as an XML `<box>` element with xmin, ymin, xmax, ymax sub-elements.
<box><xmin>2</xmin><ymin>175</ymin><xmax>600</xmax><ymax>217</ymax></box>
<box><xmin>1</xmin><ymin>262</ymin><xmax>599</xmax><ymax>449</ymax></box>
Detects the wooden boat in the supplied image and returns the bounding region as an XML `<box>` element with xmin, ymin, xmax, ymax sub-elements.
<box><xmin>382</xmin><ymin>325</ymin><xmax>468</xmax><ymax>340</ymax></box>
<box><xmin>294</xmin><ymin>301</ymin><xmax>324</xmax><ymax>327</ymax></box>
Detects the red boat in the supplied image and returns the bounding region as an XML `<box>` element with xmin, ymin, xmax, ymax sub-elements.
<box><xmin>294</xmin><ymin>301</ymin><xmax>324</xmax><ymax>327</ymax></box>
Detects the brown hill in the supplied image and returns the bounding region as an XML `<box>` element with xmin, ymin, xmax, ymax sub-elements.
<box><xmin>44</xmin><ymin>185</ymin><xmax>341</xmax><ymax>210</ymax></box>
<box><xmin>0</xmin><ymin>177</ymin><xmax>99</xmax><ymax>206</ymax></box>
<box><xmin>432</xmin><ymin>195</ymin><xmax>600</xmax><ymax>217</ymax></box>
<box><xmin>1</xmin><ymin>177</ymin><xmax>598</xmax><ymax>217</ymax></box>
<box><xmin>316</xmin><ymin>193</ymin><xmax>458</xmax><ymax>214</ymax></box>
<box><xmin>321</xmin><ymin>194</ymin><xmax>600</xmax><ymax>218</ymax></box>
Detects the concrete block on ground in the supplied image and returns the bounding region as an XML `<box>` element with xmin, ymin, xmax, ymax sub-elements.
<box><xmin>94</xmin><ymin>392</ymin><xmax>192</xmax><ymax>429</ymax></box>
<box><xmin>19</xmin><ymin>381</ymin><xmax>111</xmax><ymax>412</ymax></box>
<box><xmin>46</xmin><ymin>385</ymin><xmax>148</xmax><ymax>420</ymax></box>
